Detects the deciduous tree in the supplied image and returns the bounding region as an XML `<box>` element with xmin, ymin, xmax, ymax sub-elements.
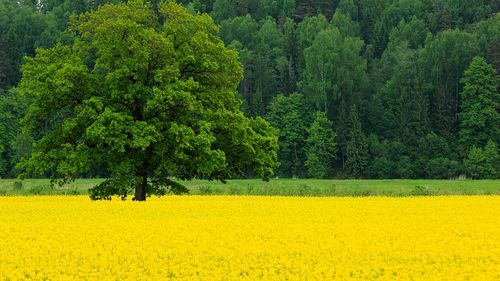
<box><xmin>17</xmin><ymin>1</ymin><xmax>278</xmax><ymax>200</ymax></box>
<box><xmin>301</xmin><ymin>27</ymin><xmax>366</xmax><ymax>115</ymax></box>
<box><xmin>458</xmin><ymin>56</ymin><xmax>499</xmax><ymax>151</ymax></box>
<box><xmin>267</xmin><ymin>93</ymin><xmax>309</xmax><ymax>177</ymax></box>
<box><xmin>305</xmin><ymin>111</ymin><xmax>337</xmax><ymax>178</ymax></box>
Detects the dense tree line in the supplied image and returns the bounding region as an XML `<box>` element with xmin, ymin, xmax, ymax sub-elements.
<box><xmin>0</xmin><ymin>0</ymin><xmax>499</xmax><ymax>179</ymax></box>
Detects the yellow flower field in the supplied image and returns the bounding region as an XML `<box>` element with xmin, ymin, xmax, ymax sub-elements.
<box><xmin>0</xmin><ymin>196</ymin><xmax>499</xmax><ymax>280</ymax></box>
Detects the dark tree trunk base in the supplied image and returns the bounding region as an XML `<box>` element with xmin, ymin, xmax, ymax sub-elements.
<box><xmin>134</xmin><ymin>176</ymin><xmax>147</xmax><ymax>201</ymax></box>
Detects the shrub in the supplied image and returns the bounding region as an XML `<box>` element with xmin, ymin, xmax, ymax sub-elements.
<box><xmin>198</xmin><ymin>186</ymin><xmax>213</xmax><ymax>195</ymax></box>
<box><xmin>297</xmin><ymin>184</ymin><xmax>311</xmax><ymax>196</ymax></box>
<box><xmin>29</xmin><ymin>185</ymin><xmax>51</xmax><ymax>195</ymax></box>
<box><xmin>366</xmin><ymin>157</ymin><xmax>394</xmax><ymax>179</ymax></box>
<box><xmin>396</xmin><ymin>156</ymin><xmax>416</xmax><ymax>178</ymax></box>
<box><xmin>13</xmin><ymin>181</ymin><xmax>23</xmax><ymax>190</ymax></box>
<box><xmin>352</xmin><ymin>189</ymin><xmax>372</xmax><ymax>197</ymax></box>
<box><xmin>66</xmin><ymin>188</ymin><xmax>80</xmax><ymax>195</ymax></box>
<box><xmin>411</xmin><ymin>185</ymin><xmax>433</xmax><ymax>196</ymax></box>
<box><xmin>465</xmin><ymin>141</ymin><xmax>498</xmax><ymax>179</ymax></box>
<box><xmin>426</xmin><ymin>158</ymin><xmax>460</xmax><ymax>179</ymax></box>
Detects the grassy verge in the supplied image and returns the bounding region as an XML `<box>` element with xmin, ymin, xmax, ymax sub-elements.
<box><xmin>0</xmin><ymin>178</ymin><xmax>499</xmax><ymax>197</ymax></box>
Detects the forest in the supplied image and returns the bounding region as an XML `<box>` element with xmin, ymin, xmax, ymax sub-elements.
<box><xmin>0</xmin><ymin>0</ymin><xmax>499</xmax><ymax>180</ymax></box>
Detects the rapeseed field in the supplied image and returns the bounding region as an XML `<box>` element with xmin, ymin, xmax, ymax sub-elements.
<box><xmin>0</xmin><ymin>196</ymin><xmax>499</xmax><ymax>280</ymax></box>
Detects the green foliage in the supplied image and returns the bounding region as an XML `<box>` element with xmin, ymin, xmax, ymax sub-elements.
<box><xmin>211</xmin><ymin>0</ymin><xmax>235</xmax><ymax>22</ymax></box>
<box><xmin>28</xmin><ymin>184</ymin><xmax>53</xmax><ymax>195</ymax></box>
<box><xmin>345</xmin><ymin>105</ymin><xmax>368</xmax><ymax>178</ymax></box>
<box><xmin>410</xmin><ymin>132</ymin><xmax>461</xmax><ymax>178</ymax></box>
<box><xmin>469</xmin><ymin>14</ymin><xmax>499</xmax><ymax>73</ymax></box>
<box><xmin>2</xmin><ymin>178</ymin><xmax>500</xmax><ymax>197</ymax></box>
<box><xmin>366</xmin><ymin>157</ymin><xmax>394</xmax><ymax>179</ymax></box>
<box><xmin>12</xmin><ymin>181</ymin><xmax>23</xmax><ymax>190</ymax></box>
<box><xmin>305</xmin><ymin>111</ymin><xmax>337</xmax><ymax>178</ymax></box>
<box><xmin>336</xmin><ymin>0</ymin><xmax>358</xmax><ymax>20</ymax></box>
<box><xmin>1</xmin><ymin>0</ymin><xmax>498</xmax><ymax>181</ymax></box>
<box><xmin>219</xmin><ymin>15</ymin><xmax>289</xmax><ymax>116</ymax></box>
<box><xmin>419</xmin><ymin>29</ymin><xmax>480</xmax><ymax>138</ymax></box>
<box><xmin>459</xmin><ymin>56</ymin><xmax>499</xmax><ymax>151</ymax></box>
<box><xmin>331</xmin><ymin>10</ymin><xmax>361</xmax><ymax>38</ymax></box>
<box><xmin>0</xmin><ymin>89</ymin><xmax>30</xmax><ymax>177</ymax></box>
<box><xmin>260</xmin><ymin>0</ymin><xmax>296</xmax><ymax>19</ymax></box>
<box><xmin>375</xmin><ymin>41</ymin><xmax>429</xmax><ymax>143</ymax></box>
<box><xmin>372</xmin><ymin>0</ymin><xmax>425</xmax><ymax>56</ymax></box>
<box><xmin>388</xmin><ymin>16</ymin><xmax>429</xmax><ymax>49</ymax></box>
<box><xmin>425</xmin><ymin>158</ymin><xmax>461</xmax><ymax>179</ymax></box>
<box><xmin>267</xmin><ymin>93</ymin><xmax>309</xmax><ymax>177</ymax></box>
<box><xmin>219</xmin><ymin>15</ymin><xmax>258</xmax><ymax>46</ymax></box>
<box><xmin>301</xmin><ymin>27</ymin><xmax>367</xmax><ymax>114</ymax></box>
<box><xmin>17</xmin><ymin>1</ymin><xmax>278</xmax><ymax>200</ymax></box>
<box><xmin>295</xmin><ymin>14</ymin><xmax>329</xmax><ymax>74</ymax></box>
<box><xmin>411</xmin><ymin>185</ymin><xmax>433</xmax><ymax>196</ymax></box>
<box><xmin>465</xmin><ymin>140</ymin><xmax>499</xmax><ymax>179</ymax></box>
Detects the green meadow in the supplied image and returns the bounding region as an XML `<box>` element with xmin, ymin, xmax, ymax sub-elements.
<box><xmin>1</xmin><ymin>178</ymin><xmax>499</xmax><ymax>197</ymax></box>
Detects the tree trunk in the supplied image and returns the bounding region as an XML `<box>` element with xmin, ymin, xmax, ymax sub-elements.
<box><xmin>134</xmin><ymin>174</ymin><xmax>147</xmax><ymax>201</ymax></box>
<box><xmin>135</xmin><ymin>146</ymin><xmax>152</xmax><ymax>201</ymax></box>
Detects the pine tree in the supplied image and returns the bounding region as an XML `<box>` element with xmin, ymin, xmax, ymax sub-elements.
<box><xmin>336</xmin><ymin>98</ymin><xmax>350</xmax><ymax>168</ymax></box>
<box><xmin>345</xmin><ymin>105</ymin><xmax>368</xmax><ymax>178</ymax></box>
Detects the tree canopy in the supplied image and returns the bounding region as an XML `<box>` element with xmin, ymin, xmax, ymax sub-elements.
<box><xmin>17</xmin><ymin>0</ymin><xmax>278</xmax><ymax>200</ymax></box>
<box><xmin>459</xmin><ymin>56</ymin><xmax>499</xmax><ymax>151</ymax></box>
<box><xmin>1</xmin><ymin>0</ymin><xmax>499</xmax><ymax>181</ymax></box>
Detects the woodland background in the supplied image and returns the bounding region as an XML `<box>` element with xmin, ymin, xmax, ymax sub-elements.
<box><xmin>0</xmin><ymin>0</ymin><xmax>499</xmax><ymax>179</ymax></box>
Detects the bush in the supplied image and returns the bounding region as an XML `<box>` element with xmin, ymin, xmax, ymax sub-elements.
<box><xmin>465</xmin><ymin>141</ymin><xmax>498</xmax><ymax>179</ymax></box>
<box><xmin>66</xmin><ymin>188</ymin><xmax>80</xmax><ymax>195</ymax></box>
<box><xmin>13</xmin><ymin>181</ymin><xmax>23</xmax><ymax>190</ymax></box>
<box><xmin>198</xmin><ymin>186</ymin><xmax>213</xmax><ymax>195</ymax></box>
<box><xmin>228</xmin><ymin>186</ymin><xmax>241</xmax><ymax>195</ymax></box>
<box><xmin>396</xmin><ymin>156</ymin><xmax>416</xmax><ymax>178</ymax></box>
<box><xmin>426</xmin><ymin>158</ymin><xmax>460</xmax><ymax>179</ymax></box>
<box><xmin>297</xmin><ymin>184</ymin><xmax>311</xmax><ymax>196</ymax></box>
<box><xmin>29</xmin><ymin>185</ymin><xmax>51</xmax><ymax>195</ymax></box>
<box><xmin>366</xmin><ymin>157</ymin><xmax>394</xmax><ymax>179</ymax></box>
<box><xmin>352</xmin><ymin>189</ymin><xmax>372</xmax><ymax>197</ymax></box>
<box><xmin>411</xmin><ymin>185</ymin><xmax>433</xmax><ymax>196</ymax></box>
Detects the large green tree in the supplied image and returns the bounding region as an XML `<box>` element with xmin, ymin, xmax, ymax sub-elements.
<box><xmin>458</xmin><ymin>56</ymin><xmax>499</xmax><ymax>151</ymax></box>
<box><xmin>17</xmin><ymin>1</ymin><xmax>278</xmax><ymax>200</ymax></box>
<box><xmin>301</xmin><ymin>27</ymin><xmax>367</xmax><ymax>115</ymax></box>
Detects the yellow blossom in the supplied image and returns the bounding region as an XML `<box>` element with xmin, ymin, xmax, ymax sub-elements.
<box><xmin>0</xmin><ymin>196</ymin><xmax>498</xmax><ymax>280</ymax></box>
